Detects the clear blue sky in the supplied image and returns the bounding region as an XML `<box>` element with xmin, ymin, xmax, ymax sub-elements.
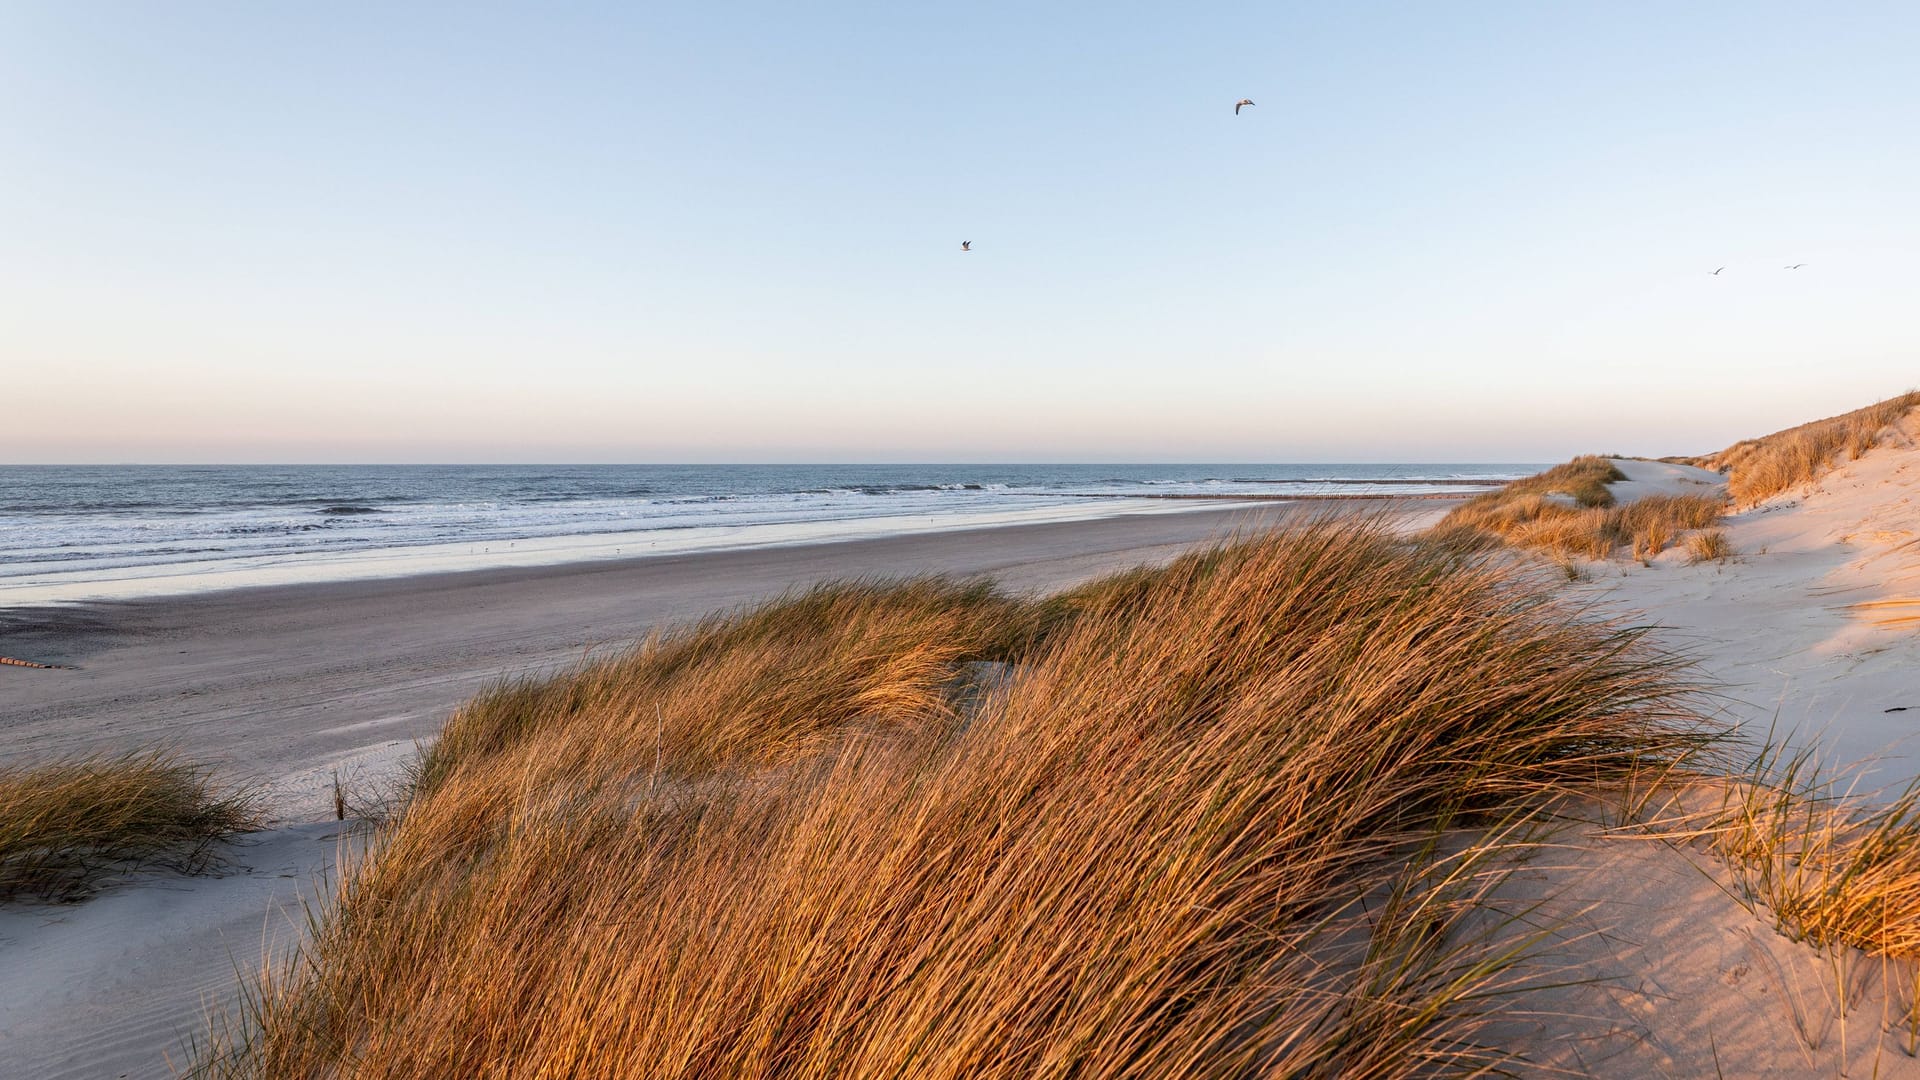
<box><xmin>3</xmin><ymin>2</ymin><xmax>1915</xmax><ymax>463</ymax></box>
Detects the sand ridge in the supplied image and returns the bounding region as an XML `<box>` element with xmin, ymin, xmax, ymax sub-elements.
<box><xmin>1587</xmin><ymin>421</ymin><xmax>1920</xmax><ymax>787</ymax></box>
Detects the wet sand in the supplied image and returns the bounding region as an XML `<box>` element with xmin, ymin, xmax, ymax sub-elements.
<box><xmin>1</xmin><ymin>502</ymin><xmax>1446</xmax><ymax>820</ymax></box>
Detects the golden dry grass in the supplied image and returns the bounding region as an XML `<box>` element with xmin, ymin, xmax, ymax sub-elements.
<box><xmin>194</xmin><ymin>518</ymin><xmax>1715</xmax><ymax>1079</ymax></box>
<box><xmin>414</xmin><ymin>577</ymin><xmax>1038</xmax><ymax>799</ymax></box>
<box><xmin>1652</xmin><ymin>749</ymin><xmax>1920</xmax><ymax>962</ymax></box>
<box><xmin>1695</xmin><ymin>391</ymin><xmax>1920</xmax><ymax>507</ymax></box>
<box><xmin>1685</xmin><ymin>529</ymin><xmax>1735</xmax><ymax>565</ymax></box>
<box><xmin>0</xmin><ymin>750</ymin><xmax>261</xmax><ymax>902</ymax></box>
<box><xmin>1473</xmin><ymin>455</ymin><xmax>1624</xmax><ymax>512</ymax></box>
<box><xmin>1439</xmin><ymin>391</ymin><xmax>1915</xmax><ymax>556</ymax></box>
<box><xmin>1433</xmin><ymin>459</ymin><xmax>1723</xmax><ymax>563</ymax></box>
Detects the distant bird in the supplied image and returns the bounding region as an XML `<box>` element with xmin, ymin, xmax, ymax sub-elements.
<box><xmin>961</xmin><ymin>241</ymin><xmax>971</xmax><ymax>252</ymax></box>
<box><xmin>1785</xmin><ymin>263</ymin><xmax>1806</xmax><ymax>269</ymax></box>
<box><xmin>1710</xmin><ymin>267</ymin><xmax>1725</xmax><ymax>276</ymax></box>
<box><xmin>1234</xmin><ymin>99</ymin><xmax>1255</xmax><ymax>115</ymax></box>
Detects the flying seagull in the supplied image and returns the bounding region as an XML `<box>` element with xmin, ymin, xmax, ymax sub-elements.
<box><xmin>961</xmin><ymin>241</ymin><xmax>971</xmax><ymax>252</ymax></box>
<box><xmin>1710</xmin><ymin>267</ymin><xmax>1725</xmax><ymax>275</ymax></box>
<box><xmin>1784</xmin><ymin>263</ymin><xmax>1806</xmax><ymax>269</ymax></box>
<box><xmin>1234</xmin><ymin>99</ymin><xmax>1255</xmax><ymax>115</ymax></box>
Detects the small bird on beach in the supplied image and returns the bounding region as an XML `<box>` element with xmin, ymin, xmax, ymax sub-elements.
<box><xmin>1784</xmin><ymin>263</ymin><xmax>1806</xmax><ymax>269</ymax></box>
<box><xmin>1710</xmin><ymin>267</ymin><xmax>1725</xmax><ymax>276</ymax></box>
<box><xmin>1234</xmin><ymin>99</ymin><xmax>1255</xmax><ymax>115</ymax></box>
<box><xmin>960</xmin><ymin>241</ymin><xmax>971</xmax><ymax>252</ymax></box>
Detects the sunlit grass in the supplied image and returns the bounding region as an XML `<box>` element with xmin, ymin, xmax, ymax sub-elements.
<box><xmin>1647</xmin><ymin>746</ymin><xmax>1920</xmax><ymax>962</ymax></box>
<box><xmin>194</xmin><ymin>517</ymin><xmax>1714</xmax><ymax>1078</ymax></box>
<box><xmin>1695</xmin><ymin>391</ymin><xmax>1920</xmax><ymax>507</ymax></box>
<box><xmin>1433</xmin><ymin>457</ymin><xmax>1722</xmax><ymax>563</ymax></box>
<box><xmin>1685</xmin><ymin>529</ymin><xmax>1735</xmax><ymax>564</ymax></box>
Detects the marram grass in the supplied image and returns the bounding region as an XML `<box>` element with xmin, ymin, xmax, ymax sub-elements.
<box><xmin>195</xmin><ymin>518</ymin><xmax>1717</xmax><ymax>1078</ymax></box>
<box><xmin>1694</xmin><ymin>390</ymin><xmax>1920</xmax><ymax>507</ymax></box>
<box><xmin>1433</xmin><ymin>467</ymin><xmax>1723</xmax><ymax>563</ymax></box>
<box><xmin>0</xmin><ymin>749</ymin><xmax>261</xmax><ymax>902</ymax></box>
<box><xmin>1434</xmin><ymin>390</ymin><xmax>1917</xmax><ymax>558</ymax></box>
<box><xmin>1672</xmin><ymin>745</ymin><xmax>1920</xmax><ymax>962</ymax></box>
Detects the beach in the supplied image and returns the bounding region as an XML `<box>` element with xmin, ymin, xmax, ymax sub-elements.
<box><xmin>7</xmin><ymin>405</ymin><xmax>1920</xmax><ymax>1079</ymax></box>
<box><xmin>2</xmin><ymin>500</ymin><xmax>1448</xmax><ymax>1080</ymax></box>
<box><xmin>1</xmin><ymin>502</ymin><xmax>1374</xmax><ymax>823</ymax></box>
<box><xmin>8</xmin><ymin>5</ymin><xmax>1910</xmax><ymax>1075</ymax></box>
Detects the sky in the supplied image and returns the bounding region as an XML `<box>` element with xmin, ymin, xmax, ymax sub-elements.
<box><xmin>2</xmin><ymin>2</ymin><xmax>1916</xmax><ymax>464</ymax></box>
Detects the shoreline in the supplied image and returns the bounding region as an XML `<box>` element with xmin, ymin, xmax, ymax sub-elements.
<box><xmin>1</xmin><ymin>466</ymin><xmax>1520</xmax><ymax>612</ymax></box>
<box><xmin>0</xmin><ymin>495</ymin><xmax>1287</xmax><ymax>610</ymax></box>
<box><xmin>0</xmin><ymin>499</ymin><xmax>1460</xmax><ymax>823</ymax></box>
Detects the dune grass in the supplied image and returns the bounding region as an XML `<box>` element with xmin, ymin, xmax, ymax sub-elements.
<box><xmin>1641</xmin><ymin>747</ymin><xmax>1920</xmax><ymax>963</ymax></box>
<box><xmin>195</xmin><ymin>518</ymin><xmax>1715</xmax><ymax>1079</ymax></box>
<box><xmin>1480</xmin><ymin>454</ymin><xmax>1625</xmax><ymax>511</ymax></box>
<box><xmin>1695</xmin><ymin>391</ymin><xmax>1920</xmax><ymax>507</ymax></box>
<box><xmin>1432</xmin><ymin>455</ymin><xmax>1723</xmax><ymax>563</ymax></box>
<box><xmin>1685</xmin><ymin>529</ymin><xmax>1734</xmax><ymax>565</ymax></box>
<box><xmin>413</xmin><ymin>577</ymin><xmax>1041</xmax><ymax>800</ymax></box>
<box><xmin>0</xmin><ymin>750</ymin><xmax>261</xmax><ymax>902</ymax></box>
<box><xmin>1435</xmin><ymin>391</ymin><xmax>1916</xmax><ymax>557</ymax></box>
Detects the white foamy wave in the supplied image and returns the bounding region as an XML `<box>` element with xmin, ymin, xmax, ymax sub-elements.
<box><xmin>0</xmin><ymin>463</ymin><xmax>1534</xmax><ymax>604</ymax></box>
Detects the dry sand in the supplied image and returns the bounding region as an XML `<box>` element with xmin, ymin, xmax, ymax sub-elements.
<box><xmin>1586</xmin><ymin>445</ymin><xmax>1920</xmax><ymax>789</ymax></box>
<box><xmin>1485</xmin><ymin>431</ymin><xmax>1920</xmax><ymax>1077</ymax></box>
<box><xmin>1483</xmin><ymin>801</ymin><xmax>1920</xmax><ymax>1078</ymax></box>
<box><xmin>0</xmin><ymin>501</ymin><xmax>1383</xmax><ymax>1080</ymax></box>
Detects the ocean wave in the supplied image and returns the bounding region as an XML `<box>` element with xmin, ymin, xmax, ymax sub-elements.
<box><xmin>229</xmin><ymin>521</ymin><xmax>336</xmax><ymax>535</ymax></box>
<box><xmin>855</xmin><ymin>483</ymin><xmax>944</xmax><ymax>495</ymax></box>
<box><xmin>0</xmin><ymin>464</ymin><xmax>1543</xmax><ymax>598</ymax></box>
<box><xmin>275</xmin><ymin>494</ymin><xmax>412</xmax><ymax>505</ymax></box>
<box><xmin>0</xmin><ymin>544</ymin><xmax>231</xmax><ymax>568</ymax></box>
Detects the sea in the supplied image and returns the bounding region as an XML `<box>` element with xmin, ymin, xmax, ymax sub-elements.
<box><xmin>0</xmin><ymin>464</ymin><xmax>1536</xmax><ymax>606</ymax></box>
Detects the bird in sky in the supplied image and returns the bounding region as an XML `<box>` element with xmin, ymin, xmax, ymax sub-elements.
<box><xmin>1234</xmin><ymin>99</ymin><xmax>1255</xmax><ymax>115</ymax></box>
<box><xmin>961</xmin><ymin>241</ymin><xmax>971</xmax><ymax>252</ymax></box>
<box><xmin>1710</xmin><ymin>267</ymin><xmax>1725</xmax><ymax>275</ymax></box>
<box><xmin>1785</xmin><ymin>263</ymin><xmax>1807</xmax><ymax>269</ymax></box>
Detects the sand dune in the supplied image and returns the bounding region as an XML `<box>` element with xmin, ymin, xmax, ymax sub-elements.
<box><xmin>1478</xmin><ymin>423</ymin><xmax>1920</xmax><ymax>1076</ymax></box>
<box><xmin>1588</xmin><ymin>419</ymin><xmax>1920</xmax><ymax>787</ymax></box>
